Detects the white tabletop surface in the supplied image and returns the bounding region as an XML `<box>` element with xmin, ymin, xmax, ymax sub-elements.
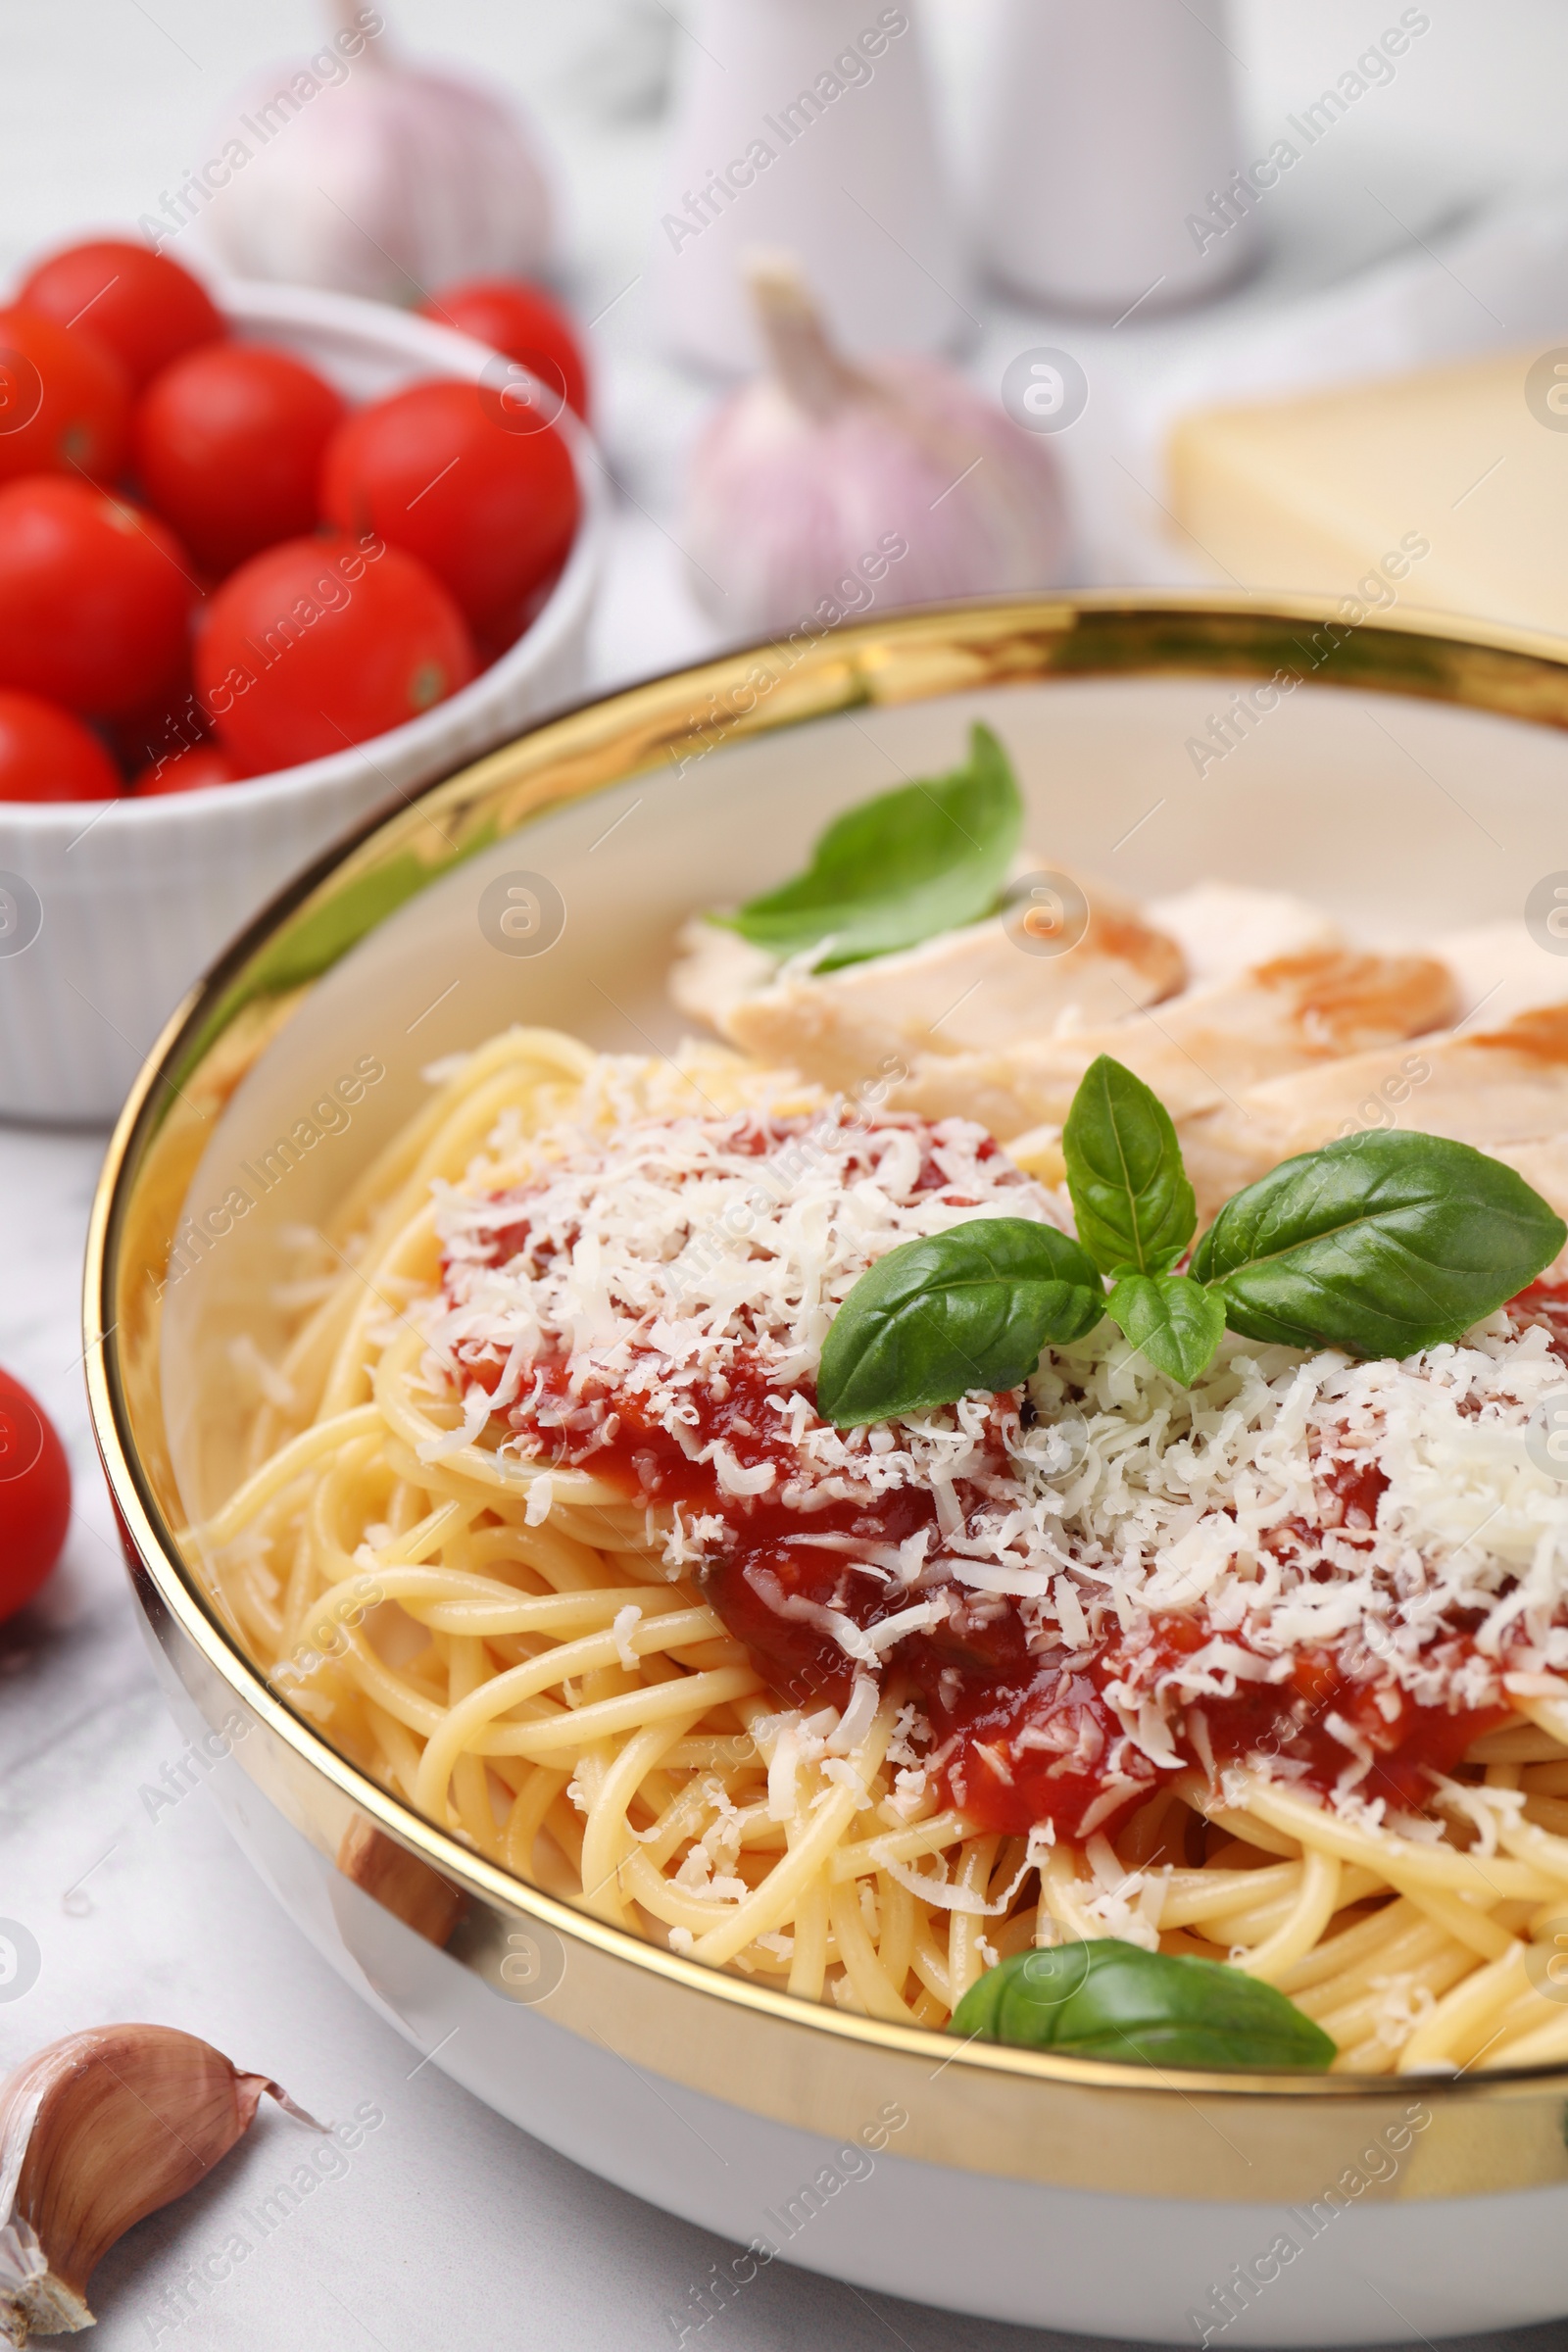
<box><xmin>4</xmin><ymin>5</ymin><xmax>1568</xmax><ymax>2347</ymax></box>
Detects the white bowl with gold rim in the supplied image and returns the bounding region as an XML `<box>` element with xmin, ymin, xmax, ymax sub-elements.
<box><xmin>86</xmin><ymin>596</ymin><xmax>1568</xmax><ymax>2346</ymax></box>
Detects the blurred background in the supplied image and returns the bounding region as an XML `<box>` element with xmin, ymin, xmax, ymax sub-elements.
<box><xmin>2</xmin><ymin>0</ymin><xmax>1559</xmax><ymax>688</ymax></box>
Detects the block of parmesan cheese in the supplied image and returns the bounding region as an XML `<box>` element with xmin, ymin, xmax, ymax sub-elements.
<box><xmin>1167</xmin><ymin>353</ymin><xmax>1568</xmax><ymax>636</ymax></box>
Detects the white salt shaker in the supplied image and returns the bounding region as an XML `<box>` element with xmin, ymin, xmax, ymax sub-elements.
<box><xmin>647</xmin><ymin>0</ymin><xmax>969</xmax><ymax>372</ymax></box>
<box><xmin>976</xmin><ymin>0</ymin><xmax>1258</xmax><ymax>317</ymax></box>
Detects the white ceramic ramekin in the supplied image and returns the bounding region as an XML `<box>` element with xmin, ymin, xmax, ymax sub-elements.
<box><xmin>0</xmin><ymin>277</ymin><xmax>606</xmax><ymax>1123</ymax></box>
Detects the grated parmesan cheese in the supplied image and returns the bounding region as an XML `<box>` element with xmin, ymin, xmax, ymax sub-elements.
<box><xmin>424</xmin><ymin>1096</ymin><xmax>1568</xmax><ymax>1817</ymax></box>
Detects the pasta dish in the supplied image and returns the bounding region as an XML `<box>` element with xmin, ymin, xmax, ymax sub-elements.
<box><xmin>189</xmin><ymin>727</ymin><xmax>1568</xmax><ymax>2075</ymax></box>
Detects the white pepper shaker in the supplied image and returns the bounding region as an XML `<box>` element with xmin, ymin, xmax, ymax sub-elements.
<box><xmin>976</xmin><ymin>0</ymin><xmax>1258</xmax><ymax>317</ymax></box>
<box><xmin>647</xmin><ymin>0</ymin><xmax>969</xmax><ymax>372</ymax></box>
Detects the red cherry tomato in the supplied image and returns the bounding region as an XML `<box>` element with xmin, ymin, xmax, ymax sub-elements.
<box><xmin>419</xmin><ymin>276</ymin><xmax>590</xmax><ymax>423</ymax></box>
<box><xmin>0</xmin><ymin>307</ymin><xmax>128</xmax><ymax>486</ymax></box>
<box><xmin>0</xmin><ymin>478</ymin><xmax>196</xmax><ymax>717</ymax></box>
<box><xmin>469</xmin><ymin>583</ymin><xmax>556</xmax><ymax>669</ymax></box>
<box><xmin>0</xmin><ymin>1366</ymin><xmax>71</xmax><ymax>1623</ymax></box>
<box><xmin>319</xmin><ymin>379</ymin><xmax>579</xmax><ymax>640</ymax></box>
<box><xmin>195</xmin><ymin>532</ymin><xmax>476</xmax><ymax>773</ymax></box>
<box><xmin>0</xmin><ymin>690</ymin><xmax>122</xmax><ymax>803</ymax></box>
<box><xmin>132</xmin><ymin>741</ymin><xmax>241</xmax><ymax>796</ymax></box>
<box><xmin>109</xmin><ymin>676</ymin><xmax>204</xmax><ymax>782</ymax></box>
<box><xmin>18</xmin><ymin>238</ymin><xmax>225</xmax><ymax>391</ymax></box>
<box><xmin>132</xmin><ymin>343</ymin><xmax>347</xmax><ymax>575</ymax></box>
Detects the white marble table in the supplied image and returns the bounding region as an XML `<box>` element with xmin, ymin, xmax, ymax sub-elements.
<box><xmin>5</xmin><ymin>5</ymin><xmax>1568</xmax><ymax>2347</ymax></box>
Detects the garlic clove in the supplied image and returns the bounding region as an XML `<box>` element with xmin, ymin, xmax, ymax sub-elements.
<box><xmin>0</xmin><ymin>2025</ymin><xmax>314</xmax><ymax>2345</ymax></box>
<box><xmin>682</xmin><ymin>255</ymin><xmax>1072</xmax><ymax>636</ymax></box>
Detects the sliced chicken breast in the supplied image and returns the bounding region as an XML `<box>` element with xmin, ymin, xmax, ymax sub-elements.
<box><xmin>1181</xmin><ymin>1004</ymin><xmax>1568</xmax><ymax>1219</ymax></box>
<box><xmin>891</xmin><ymin>947</ymin><xmax>1456</xmax><ymax>1141</ymax></box>
<box><xmin>1146</xmin><ymin>882</ymin><xmax>1342</xmax><ymax>987</ymax></box>
<box><xmin>1492</xmin><ymin>1134</ymin><xmax>1568</xmax><ymax>1282</ymax></box>
<box><xmin>1434</xmin><ymin>919</ymin><xmax>1568</xmax><ymax>1030</ymax></box>
<box><xmin>668</xmin><ymin>917</ymin><xmax>778</xmax><ymax>1034</ymax></box>
<box><xmin>707</xmin><ymin>872</ymin><xmax>1186</xmax><ymax>1094</ymax></box>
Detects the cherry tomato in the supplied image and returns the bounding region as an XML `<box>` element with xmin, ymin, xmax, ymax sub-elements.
<box><xmin>18</xmin><ymin>238</ymin><xmax>225</xmax><ymax>391</ymax></box>
<box><xmin>109</xmin><ymin>676</ymin><xmax>205</xmax><ymax>781</ymax></box>
<box><xmin>419</xmin><ymin>276</ymin><xmax>590</xmax><ymax>423</ymax></box>
<box><xmin>132</xmin><ymin>343</ymin><xmax>347</xmax><ymax>575</ymax></box>
<box><xmin>132</xmin><ymin>742</ymin><xmax>241</xmax><ymax>796</ymax></box>
<box><xmin>470</xmin><ymin>579</ymin><xmax>557</xmax><ymax>668</ymax></box>
<box><xmin>319</xmin><ymin>379</ymin><xmax>579</xmax><ymax>640</ymax></box>
<box><xmin>0</xmin><ymin>478</ymin><xmax>196</xmax><ymax>717</ymax></box>
<box><xmin>0</xmin><ymin>306</ymin><xmax>128</xmax><ymax>486</ymax></box>
<box><xmin>0</xmin><ymin>1366</ymin><xmax>71</xmax><ymax>1623</ymax></box>
<box><xmin>0</xmin><ymin>690</ymin><xmax>122</xmax><ymax>803</ymax></box>
<box><xmin>195</xmin><ymin>532</ymin><xmax>476</xmax><ymax>773</ymax></box>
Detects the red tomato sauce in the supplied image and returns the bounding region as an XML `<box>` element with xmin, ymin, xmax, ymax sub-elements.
<box><xmin>458</xmin><ymin>1225</ymin><xmax>1560</xmax><ymax>1842</ymax></box>
<box><xmin>1506</xmin><ymin>1278</ymin><xmax>1568</xmax><ymax>1362</ymax></box>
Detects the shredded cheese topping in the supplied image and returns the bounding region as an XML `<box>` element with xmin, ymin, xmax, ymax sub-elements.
<box><xmin>433</xmin><ymin>1103</ymin><xmax>1055</xmax><ymax>1504</ymax></box>
<box><xmin>1013</xmin><ymin>1318</ymin><xmax>1568</xmax><ymax>1723</ymax></box>
<box><xmin>429</xmin><ymin>1103</ymin><xmax>1568</xmax><ymax>1794</ymax></box>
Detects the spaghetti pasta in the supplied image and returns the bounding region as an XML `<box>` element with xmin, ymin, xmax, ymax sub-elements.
<box><xmin>187</xmin><ymin>1023</ymin><xmax>1568</xmax><ymax>2072</ymax></box>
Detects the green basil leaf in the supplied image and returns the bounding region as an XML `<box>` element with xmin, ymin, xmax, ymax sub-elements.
<box><xmin>1105</xmin><ymin>1272</ymin><xmax>1226</xmax><ymax>1384</ymax></box>
<box><xmin>1062</xmin><ymin>1055</ymin><xmax>1197</xmax><ymax>1278</ymax></box>
<box><xmin>1191</xmin><ymin>1130</ymin><xmax>1568</xmax><ymax>1358</ymax></box>
<box><xmin>720</xmin><ymin>721</ymin><xmax>1023</xmax><ymax>969</ymax></box>
<box><xmin>951</xmin><ymin>1939</ymin><xmax>1335</xmax><ymax>2072</ymax></box>
<box><xmin>816</xmin><ymin>1218</ymin><xmax>1105</xmax><ymax>1427</ymax></box>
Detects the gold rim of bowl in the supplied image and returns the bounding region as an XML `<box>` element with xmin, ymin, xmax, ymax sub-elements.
<box><xmin>82</xmin><ymin>593</ymin><xmax>1568</xmax><ymax>2204</ymax></box>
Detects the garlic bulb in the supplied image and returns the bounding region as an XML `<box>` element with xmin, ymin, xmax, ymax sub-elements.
<box><xmin>195</xmin><ymin>5</ymin><xmax>552</xmax><ymax>304</ymax></box>
<box><xmin>0</xmin><ymin>2025</ymin><xmax>313</xmax><ymax>2344</ymax></box>
<box><xmin>682</xmin><ymin>258</ymin><xmax>1071</xmax><ymax>634</ymax></box>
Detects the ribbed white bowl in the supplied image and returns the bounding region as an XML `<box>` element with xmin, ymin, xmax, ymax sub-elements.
<box><xmin>0</xmin><ymin>278</ymin><xmax>606</xmax><ymax>1122</ymax></box>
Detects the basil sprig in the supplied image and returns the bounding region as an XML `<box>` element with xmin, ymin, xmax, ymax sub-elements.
<box><xmin>1105</xmin><ymin>1272</ymin><xmax>1228</xmax><ymax>1387</ymax></box>
<box><xmin>813</xmin><ymin>1052</ymin><xmax>1567</xmax><ymax>1428</ymax></box>
<box><xmin>1060</xmin><ymin>1054</ymin><xmax>1224</xmax><ymax>1383</ymax></box>
<box><xmin>951</xmin><ymin>1938</ymin><xmax>1335</xmax><ymax>2071</ymax></box>
<box><xmin>1063</xmin><ymin>1054</ymin><xmax>1195</xmax><ymax>1278</ymax></box>
<box><xmin>718</xmin><ymin>721</ymin><xmax>1022</xmax><ymax>970</ymax></box>
<box><xmin>1192</xmin><ymin>1130</ymin><xmax>1568</xmax><ymax>1357</ymax></box>
<box><xmin>816</xmin><ymin>1220</ymin><xmax>1103</xmax><ymax>1427</ymax></box>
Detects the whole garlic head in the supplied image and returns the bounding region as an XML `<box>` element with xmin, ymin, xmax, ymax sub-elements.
<box><xmin>683</xmin><ymin>258</ymin><xmax>1071</xmax><ymax>635</ymax></box>
<box><xmin>197</xmin><ymin>7</ymin><xmax>552</xmax><ymax>304</ymax></box>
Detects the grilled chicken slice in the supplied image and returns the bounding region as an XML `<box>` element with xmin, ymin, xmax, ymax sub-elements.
<box><xmin>672</xmin><ymin>881</ymin><xmax>1332</xmax><ymax>1048</ymax></box>
<box><xmin>1181</xmin><ymin>1004</ymin><xmax>1568</xmax><ymax>1219</ymax></box>
<box><xmin>668</xmin><ymin>918</ymin><xmax>778</xmax><ymax>1034</ymax></box>
<box><xmin>892</xmin><ymin>947</ymin><xmax>1457</xmax><ymax>1140</ymax></box>
<box><xmin>1435</xmin><ymin>920</ymin><xmax>1568</xmax><ymax>1029</ymax></box>
<box><xmin>1146</xmin><ymin>882</ymin><xmax>1342</xmax><ymax>986</ymax></box>
<box><xmin>693</xmin><ymin>872</ymin><xmax>1186</xmax><ymax>1094</ymax></box>
<box><xmin>1492</xmin><ymin>1134</ymin><xmax>1568</xmax><ymax>1282</ymax></box>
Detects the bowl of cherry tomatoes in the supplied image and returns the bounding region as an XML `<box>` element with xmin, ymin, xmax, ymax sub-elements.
<box><xmin>0</xmin><ymin>239</ymin><xmax>606</xmax><ymax>1121</ymax></box>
